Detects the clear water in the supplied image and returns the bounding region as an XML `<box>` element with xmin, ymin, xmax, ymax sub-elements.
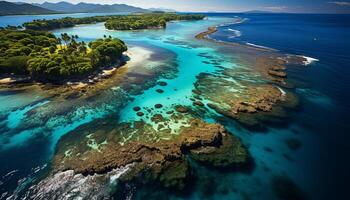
<box><xmin>0</xmin><ymin>12</ymin><xmax>130</xmax><ymax>28</ymax></box>
<box><xmin>0</xmin><ymin>13</ymin><xmax>349</xmax><ymax>199</ymax></box>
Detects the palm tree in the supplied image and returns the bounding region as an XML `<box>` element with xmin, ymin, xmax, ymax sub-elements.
<box><xmin>78</xmin><ymin>41</ymin><xmax>87</xmax><ymax>55</ymax></box>
<box><xmin>58</xmin><ymin>38</ymin><xmax>62</xmax><ymax>49</ymax></box>
<box><xmin>61</xmin><ymin>33</ymin><xmax>71</xmax><ymax>45</ymax></box>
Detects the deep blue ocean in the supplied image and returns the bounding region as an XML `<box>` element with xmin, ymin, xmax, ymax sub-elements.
<box><xmin>0</xmin><ymin>13</ymin><xmax>349</xmax><ymax>199</ymax></box>
<box><xmin>210</xmin><ymin>13</ymin><xmax>350</xmax><ymax>199</ymax></box>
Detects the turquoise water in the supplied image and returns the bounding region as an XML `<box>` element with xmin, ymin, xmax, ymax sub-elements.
<box><xmin>0</xmin><ymin>12</ymin><xmax>129</xmax><ymax>28</ymax></box>
<box><xmin>0</xmin><ymin>13</ymin><xmax>346</xmax><ymax>199</ymax></box>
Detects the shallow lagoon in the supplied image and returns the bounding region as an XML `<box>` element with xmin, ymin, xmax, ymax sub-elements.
<box><xmin>0</xmin><ymin>13</ymin><xmax>348</xmax><ymax>199</ymax></box>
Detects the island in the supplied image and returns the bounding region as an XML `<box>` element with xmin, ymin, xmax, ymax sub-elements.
<box><xmin>104</xmin><ymin>13</ymin><xmax>206</xmax><ymax>30</ymax></box>
<box><xmin>22</xmin><ymin>13</ymin><xmax>206</xmax><ymax>31</ymax></box>
<box><xmin>0</xmin><ymin>29</ymin><xmax>127</xmax><ymax>83</ymax></box>
<box><xmin>1</xmin><ymin>13</ymin><xmax>205</xmax><ymax>84</ymax></box>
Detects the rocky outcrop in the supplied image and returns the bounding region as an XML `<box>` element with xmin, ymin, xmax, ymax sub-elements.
<box><xmin>211</xmin><ymin>85</ymin><xmax>285</xmax><ymax>117</ymax></box>
<box><xmin>52</xmin><ymin>119</ymin><xmax>248</xmax><ymax>190</ymax></box>
<box><xmin>195</xmin><ymin>26</ymin><xmax>218</xmax><ymax>39</ymax></box>
<box><xmin>268</xmin><ymin>69</ymin><xmax>287</xmax><ymax>78</ymax></box>
<box><xmin>190</xmin><ymin>131</ymin><xmax>246</xmax><ymax>167</ymax></box>
<box><xmin>175</xmin><ymin>105</ymin><xmax>189</xmax><ymax>113</ymax></box>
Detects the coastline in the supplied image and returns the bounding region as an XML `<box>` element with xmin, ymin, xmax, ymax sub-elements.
<box><xmin>68</xmin><ymin>46</ymin><xmax>154</xmax><ymax>90</ymax></box>
<box><xmin>194</xmin><ymin>24</ymin><xmax>312</xmax><ymax>85</ymax></box>
<box><xmin>195</xmin><ymin>26</ymin><xmax>278</xmax><ymax>52</ymax></box>
<box><xmin>0</xmin><ymin>47</ymin><xmax>151</xmax><ymax>103</ymax></box>
<box><xmin>195</xmin><ymin>26</ymin><xmax>218</xmax><ymax>39</ymax></box>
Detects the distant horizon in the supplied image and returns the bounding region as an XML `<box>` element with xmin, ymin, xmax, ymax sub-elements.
<box><xmin>4</xmin><ymin>0</ymin><xmax>350</xmax><ymax>14</ymax></box>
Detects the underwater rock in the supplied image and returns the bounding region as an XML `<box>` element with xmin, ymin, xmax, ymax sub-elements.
<box><xmin>192</xmin><ymin>89</ymin><xmax>201</xmax><ymax>95</ymax></box>
<box><xmin>155</xmin><ymin>104</ymin><xmax>163</xmax><ymax>109</ymax></box>
<box><xmin>193</xmin><ymin>101</ymin><xmax>204</xmax><ymax>107</ymax></box>
<box><xmin>137</xmin><ymin>112</ymin><xmax>145</xmax><ymax>117</ymax></box>
<box><xmin>166</xmin><ymin>110</ymin><xmax>174</xmax><ymax>115</ymax></box>
<box><xmin>194</xmin><ymin>96</ymin><xmax>203</xmax><ymax>101</ymax></box>
<box><xmin>263</xmin><ymin>147</ymin><xmax>273</xmax><ymax>153</ymax></box>
<box><xmin>285</xmin><ymin>138</ymin><xmax>302</xmax><ymax>151</ymax></box>
<box><xmin>207</xmin><ymin>103</ymin><xmax>217</xmax><ymax>110</ymax></box>
<box><xmin>133</xmin><ymin>106</ymin><xmax>141</xmax><ymax>112</ymax></box>
<box><xmin>272</xmin><ymin>175</ymin><xmax>308</xmax><ymax>200</ymax></box>
<box><xmin>158</xmin><ymin>81</ymin><xmax>168</xmax><ymax>86</ymax></box>
<box><xmin>270</xmin><ymin>65</ymin><xmax>286</xmax><ymax>71</ymax></box>
<box><xmin>175</xmin><ymin>105</ymin><xmax>189</xmax><ymax>113</ymax></box>
<box><xmin>190</xmin><ymin>132</ymin><xmax>247</xmax><ymax>168</ymax></box>
<box><xmin>156</xmin><ymin>89</ymin><xmax>164</xmax><ymax>93</ymax></box>
<box><xmin>268</xmin><ymin>70</ymin><xmax>287</xmax><ymax>78</ymax></box>
<box><xmin>151</xmin><ymin>114</ymin><xmax>164</xmax><ymax>123</ymax></box>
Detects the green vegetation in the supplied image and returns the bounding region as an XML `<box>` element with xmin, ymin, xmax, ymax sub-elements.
<box><xmin>0</xmin><ymin>1</ymin><xmax>57</xmax><ymax>16</ymax></box>
<box><xmin>1</xmin><ymin>13</ymin><xmax>205</xmax><ymax>83</ymax></box>
<box><xmin>23</xmin><ymin>16</ymin><xmax>113</xmax><ymax>31</ymax></box>
<box><xmin>22</xmin><ymin>13</ymin><xmax>206</xmax><ymax>31</ymax></box>
<box><xmin>0</xmin><ymin>30</ymin><xmax>127</xmax><ymax>82</ymax></box>
<box><xmin>105</xmin><ymin>13</ymin><xmax>206</xmax><ymax>30</ymax></box>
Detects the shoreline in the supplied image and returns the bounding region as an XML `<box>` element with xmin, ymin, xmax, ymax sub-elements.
<box><xmin>0</xmin><ymin>51</ymin><xmax>132</xmax><ymax>88</ymax></box>
<box><xmin>195</xmin><ymin>25</ymin><xmax>315</xmax><ymax>66</ymax></box>
<box><xmin>195</xmin><ymin>26</ymin><xmax>277</xmax><ymax>52</ymax></box>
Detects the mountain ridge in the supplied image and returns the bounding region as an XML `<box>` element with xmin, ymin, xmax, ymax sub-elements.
<box><xmin>33</xmin><ymin>1</ymin><xmax>149</xmax><ymax>13</ymax></box>
<box><xmin>0</xmin><ymin>1</ymin><xmax>57</xmax><ymax>16</ymax></box>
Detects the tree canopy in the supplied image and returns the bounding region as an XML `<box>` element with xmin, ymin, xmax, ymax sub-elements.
<box><xmin>0</xmin><ymin>30</ymin><xmax>127</xmax><ymax>82</ymax></box>
<box><xmin>105</xmin><ymin>13</ymin><xmax>205</xmax><ymax>30</ymax></box>
<box><xmin>22</xmin><ymin>13</ymin><xmax>206</xmax><ymax>31</ymax></box>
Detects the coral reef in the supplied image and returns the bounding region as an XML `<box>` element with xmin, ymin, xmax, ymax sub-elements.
<box><xmin>52</xmin><ymin>118</ymin><xmax>248</xmax><ymax>190</ymax></box>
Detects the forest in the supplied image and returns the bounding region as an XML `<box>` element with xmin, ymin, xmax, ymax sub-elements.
<box><xmin>22</xmin><ymin>13</ymin><xmax>206</xmax><ymax>31</ymax></box>
<box><xmin>105</xmin><ymin>13</ymin><xmax>206</xmax><ymax>30</ymax></box>
<box><xmin>0</xmin><ymin>13</ymin><xmax>205</xmax><ymax>83</ymax></box>
<box><xmin>0</xmin><ymin>30</ymin><xmax>127</xmax><ymax>82</ymax></box>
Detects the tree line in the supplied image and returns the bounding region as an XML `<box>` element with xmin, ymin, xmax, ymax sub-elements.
<box><xmin>0</xmin><ymin>30</ymin><xmax>127</xmax><ymax>82</ymax></box>
<box><xmin>105</xmin><ymin>13</ymin><xmax>206</xmax><ymax>30</ymax></box>
<box><xmin>0</xmin><ymin>13</ymin><xmax>206</xmax><ymax>83</ymax></box>
<box><xmin>21</xmin><ymin>13</ymin><xmax>206</xmax><ymax>31</ymax></box>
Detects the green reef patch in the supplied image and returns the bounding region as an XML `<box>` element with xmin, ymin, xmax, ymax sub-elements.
<box><xmin>192</xmin><ymin>58</ymin><xmax>299</xmax><ymax>130</ymax></box>
<box><xmin>52</xmin><ymin>117</ymin><xmax>249</xmax><ymax>191</ymax></box>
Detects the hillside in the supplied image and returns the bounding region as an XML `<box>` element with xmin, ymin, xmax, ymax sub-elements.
<box><xmin>34</xmin><ymin>1</ymin><xmax>148</xmax><ymax>13</ymax></box>
<box><xmin>0</xmin><ymin>1</ymin><xmax>57</xmax><ymax>16</ymax></box>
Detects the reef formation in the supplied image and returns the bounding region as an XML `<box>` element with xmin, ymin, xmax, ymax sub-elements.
<box><xmin>40</xmin><ymin>117</ymin><xmax>249</xmax><ymax>194</ymax></box>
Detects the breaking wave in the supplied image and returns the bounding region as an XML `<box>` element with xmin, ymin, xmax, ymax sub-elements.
<box><xmin>20</xmin><ymin>165</ymin><xmax>132</xmax><ymax>200</ymax></box>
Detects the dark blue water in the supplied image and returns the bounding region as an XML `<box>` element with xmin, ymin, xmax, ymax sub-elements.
<box><xmin>211</xmin><ymin>13</ymin><xmax>350</xmax><ymax>199</ymax></box>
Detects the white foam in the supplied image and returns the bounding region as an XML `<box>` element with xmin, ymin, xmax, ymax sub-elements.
<box><xmin>245</xmin><ymin>43</ymin><xmax>277</xmax><ymax>51</ymax></box>
<box><xmin>218</xmin><ymin>17</ymin><xmax>248</xmax><ymax>27</ymax></box>
<box><xmin>276</xmin><ymin>86</ymin><xmax>287</xmax><ymax>97</ymax></box>
<box><xmin>24</xmin><ymin>165</ymin><xmax>132</xmax><ymax>199</ymax></box>
<box><xmin>109</xmin><ymin>165</ymin><xmax>132</xmax><ymax>183</ymax></box>
<box><xmin>227</xmin><ymin>28</ymin><xmax>242</xmax><ymax>38</ymax></box>
<box><xmin>301</xmin><ymin>56</ymin><xmax>319</xmax><ymax>66</ymax></box>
